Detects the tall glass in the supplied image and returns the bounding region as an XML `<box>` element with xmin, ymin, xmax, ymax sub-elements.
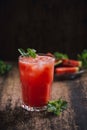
<box><xmin>18</xmin><ymin>54</ymin><xmax>55</xmax><ymax>111</ymax></box>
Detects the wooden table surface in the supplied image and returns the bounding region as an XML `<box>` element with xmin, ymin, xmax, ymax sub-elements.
<box><xmin>0</xmin><ymin>63</ymin><xmax>87</xmax><ymax>130</ymax></box>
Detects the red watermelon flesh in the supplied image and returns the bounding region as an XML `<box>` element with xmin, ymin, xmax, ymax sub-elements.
<box><xmin>55</xmin><ymin>67</ymin><xmax>79</xmax><ymax>75</ymax></box>
<box><xmin>62</xmin><ymin>59</ymin><xmax>82</xmax><ymax>67</ymax></box>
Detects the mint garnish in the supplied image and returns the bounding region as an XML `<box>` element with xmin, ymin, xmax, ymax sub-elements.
<box><xmin>0</xmin><ymin>60</ymin><xmax>12</xmax><ymax>75</ymax></box>
<box><xmin>54</xmin><ymin>52</ymin><xmax>68</xmax><ymax>60</ymax></box>
<box><xmin>77</xmin><ymin>49</ymin><xmax>87</xmax><ymax>68</ymax></box>
<box><xmin>47</xmin><ymin>98</ymin><xmax>68</xmax><ymax>116</ymax></box>
<box><xmin>18</xmin><ymin>48</ymin><xmax>37</xmax><ymax>58</ymax></box>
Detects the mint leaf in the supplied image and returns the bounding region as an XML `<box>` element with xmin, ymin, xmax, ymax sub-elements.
<box><xmin>27</xmin><ymin>48</ymin><xmax>36</xmax><ymax>58</ymax></box>
<box><xmin>18</xmin><ymin>48</ymin><xmax>37</xmax><ymax>58</ymax></box>
<box><xmin>6</xmin><ymin>64</ymin><xmax>12</xmax><ymax>72</ymax></box>
<box><xmin>54</xmin><ymin>52</ymin><xmax>68</xmax><ymax>60</ymax></box>
<box><xmin>0</xmin><ymin>61</ymin><xmax>6</xmax><ymax>75</ymax></box>
<box><xmin>0</xmin><ymin>60</ymin><xmax>12</xmax><ymax>75</ymax></box>
<box><xmin>18</xmin><ymin>48</ymin><xmax>27</xmax><ymax>56</ymax></box>
<box><xmin>77</xmin><ymin>49</ymin><xmax>87</xmax><ymax>68</ymax></box>
<box><xmin>47</xmin><ymin>98</ymin><xmax>68</xmax><ymax>116</ymax></box>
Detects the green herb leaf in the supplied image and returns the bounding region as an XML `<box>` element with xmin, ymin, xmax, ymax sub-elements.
<box><xmin>0</xmin><ymin>60</ymin><xmax>12</xmax><ymax>75</ymax></box>
<box><xmin>77</xmin><ymin>49</ymin><xmax>87</xmax><ymax>68</ymax></box>
<box><xmin>6</xmin><ymin>64</ymin><xmax>12</xmax><ymax>72</ymax></box>
<box><xmin>47</xmin><ymin>98</ymin><xmax>68</xmax><ymax>116</ymax></box>
<box><xmin>18</xmin><ymin>48</ymin><xmax>27</xmax><ymax>56</ymax></box>
<box><xmin>27</xmin><ymin>48</ymin><xmax>36</xmax><ymax>58</ymax></box>
<box><xmin>18</xmin><ymin>48</ymin><xmax>37</xmax><ymax>58</ymax></box>
<box><xmin>54</xmin><ymin>52</ymin><xmax>68</xmax><ymax>60</ymax></box>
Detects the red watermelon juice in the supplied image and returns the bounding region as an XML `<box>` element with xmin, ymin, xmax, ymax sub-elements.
<box><xmin>19</xmin><ymin>55</ymin><xmax>54</xmax><ymax>111</ymax></box>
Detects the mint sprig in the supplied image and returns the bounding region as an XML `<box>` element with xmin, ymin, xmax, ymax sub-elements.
<box><xmin>54</xmin><ymin>52</ymin><xmax>68</xmax><ymax>60</ymax></box>
<box><xmin>77</xmin><ymin>49</ymin><xmax>87</xmax><ymax>68</ymax></box>
<box><xmin>47</xmin><ymin>98</ymin><xmax>68</xmax><ymax>116</ymax></box>
<box><xmin>0</xmin><ymin>60</ymin><xmax>12</xmax><ymax>75</ymax></box>
<box><xmin>18</xmin><ymin>48</ymin><xmax>37</xmax><ymax>58</ymax></box>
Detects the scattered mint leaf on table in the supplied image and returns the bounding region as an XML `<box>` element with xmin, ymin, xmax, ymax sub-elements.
<box><xmin>18</xmin><ymin>48</ymin><xmax>36</xmax><ymax>58</ymax></box>
<box><xmin>0</xmin><ymin>60</ymin><xmax>12</xmax><ymax>75</ymax></box>
<box><xmin>47</xmin><ymin>98</ymin><xmax>68</xmax><ymax>116</ymax></box>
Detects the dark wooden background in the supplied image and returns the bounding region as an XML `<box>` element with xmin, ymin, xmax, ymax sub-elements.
<box><xmin>0</xmin><ymin>0</ymin><xmax>87</xmax><ymax>60</ymax></box>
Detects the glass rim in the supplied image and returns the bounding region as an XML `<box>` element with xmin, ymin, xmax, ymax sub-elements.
<box><xmin>18</xmin><ymin>53</ymin><xmax>55</xmax><ymax>64</ymax></box>
<box><xmin>18</xmin><ymin>53</ymin><xmax>55</xmax><ymax>58</ymax></box>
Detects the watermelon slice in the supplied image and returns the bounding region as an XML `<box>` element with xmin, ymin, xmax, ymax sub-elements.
<box><xmin>61</xmin><ymin>59</ymin><xmax>82</xmax><ymax>67</ymax></box>
<box><xmin>55</xmin><ymin>67</ymin><xmax>79</xmax><ymax>75</ymax></box>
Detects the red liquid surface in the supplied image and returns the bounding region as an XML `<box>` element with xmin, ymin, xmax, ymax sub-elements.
<box><xmin>19</xmin><ymin>55</ymin><xmax>54</xmax><ymax>107</ymax></box>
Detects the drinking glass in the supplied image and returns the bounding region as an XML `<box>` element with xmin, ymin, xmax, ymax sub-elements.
<box><xmin>18</xmin><ymin>54</ymin><xmax>55</xmax><ymax>111</ymax></box>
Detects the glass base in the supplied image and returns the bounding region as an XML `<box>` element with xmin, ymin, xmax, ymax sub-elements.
<box><xmin>21</xmin><ymin>104</ymin><xmax>47</xmax><ymax>111</ymax></box>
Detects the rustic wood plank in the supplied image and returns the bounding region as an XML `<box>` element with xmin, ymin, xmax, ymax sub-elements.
<box><xmin>67</xmin><ymin>77</ymin><xmax>87</xmax><ymax>130</ymax></box>
<box><xmin>0</xmin><ymin>63</ymin><xmax>22</xmax><ymax>111</ymax></box>
<box><xmin>0</xmin><ymin>63</ymin><xmax>87</xmax><ymax>130</ymax></box>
